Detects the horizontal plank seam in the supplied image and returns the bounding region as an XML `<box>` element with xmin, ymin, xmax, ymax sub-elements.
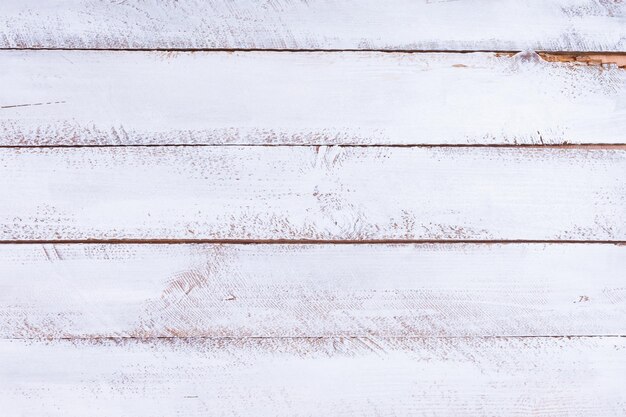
<box><xmin>5</xmin><ymin>335</ymin><xmax>625</xmax><ymax>341</ymax></box>
<box><xmin>0</xmin><ymin>144</ymin><xmax>625</xmax><ymax>149</ymax></box>
<box><xmin>1</xmin><ymin>240</ymin><xmax>624</xmax><ymax>245</ymax></box>
<box><xmin>1</xmin><ymin>48</ymin><xmax>626</xmax><ymax>54</ymax></box>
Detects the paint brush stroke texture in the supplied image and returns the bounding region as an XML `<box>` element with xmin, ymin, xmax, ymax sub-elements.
<box><xmin>2</xmin><ymin>243</ymin><xmax>625</xmax><ymax>338</ymax></box>
<box><xmin>0</xmin><ymin>146</ymin><xmax>624</xmax><ymax>241</ymax></box>
<box><xmin>2</xmin><ymin>3</ymin><xmax>625</xmax><ymax>414</ymax></box>
<box><xmin>1</xmin><ymin>337</ymin><xmax>625</xmax><ymax>417</ymax></box>
<box><xmin>0</xmin><ymin>0</ymin><xmax>624</xmax><ymax>51</ymax></box>
<box><xmin>1</xmin><ymin>51</ymin><xmax>625</xmax><ymax>145</ymax></box>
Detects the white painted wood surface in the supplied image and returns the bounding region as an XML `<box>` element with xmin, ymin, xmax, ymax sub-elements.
<box><xmin>2</xmin><ymin>51</ymin><xmax>625</xmax><ymax>146</ymax></box>
<box><xmin>2</xmin><ymin>337</ymin><xmax>625</xmax><ymax>417</ymax></box>
<box><xmin>2</xmin><ymin>243</ymin><xmax>625</xmax><ymax>338</ymax></box>
<box><xmin>2</xmin><ymin>2</ymin><xmax>624</xmax><ymax>413</ymax></box>
<box><xmin>1</xmin><ymin>146</ymin><xmax>624</xmax><ymax>241</ymax></box>
<box><xmin>1</xmin><ymin>0</ymin><xmax>624</xmax><ymax>51</ymax></box>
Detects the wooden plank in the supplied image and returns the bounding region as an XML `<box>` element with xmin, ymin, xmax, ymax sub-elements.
<box><xmin>2</xmin><ymin>243</ymin><xmax>625</xmax><ymax>338</ymax></box>
<box><xmin>2</xmin><ymin>337</ymin><xmax>624</xmax><ymax>416</ymax></box>
<box><xmin>2</xmin><ymin>51</ymin><xmax>625</xmax><ymax>146</ymax></box>
<box><xmin>0</xmin><ymin>0</ymin><xmax>624</xmax><ymax>51</ymax></box>
<box><xmin>1</xmin><ymin>146</ymin><xmax>624</xmax><ymax>241</ymax></box>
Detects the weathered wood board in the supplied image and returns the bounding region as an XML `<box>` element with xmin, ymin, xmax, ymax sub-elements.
<box><xmin>2</xmin><ymin>337</ymin><xmax>625</xmax><ymax>417</ymax></box>
<box><xmin>1</xmin><ymin>146</ymin><xmax>624</xmax><ymax>241</ymax></box>
<box><xmin>2</xmin><ymin>1</ymin><xmax>625</xmax><ymax>414</ymax></box>
<box><xmin>2</xmin><ymin>51</ymin><xmax>625</xmax><ymax>146</ymax></box>
<box><xmin>2</xmin><ymin>243</ymin><xmax>625</xmax><ymax>338</ymax></box>
<box><xmin>0</xmin><ymin>0</ymin><xmax>624</xmax><ymax>51</ymax></box>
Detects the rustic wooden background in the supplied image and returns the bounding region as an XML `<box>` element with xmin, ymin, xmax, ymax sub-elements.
<box><xmin>1</xmin><ymin>1</ymin><xmax>625</xmax><ymax>415</ymax></box>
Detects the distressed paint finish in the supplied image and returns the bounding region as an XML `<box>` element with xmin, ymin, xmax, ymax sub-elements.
<box><xmin>1</xmin><ymin>337</ymin><xmax>625</xmax><ymax>417</ymax></box>
<box><xmin>1</xmin><ymin>2</ymin><xmax>625</xmax><ymax>413</ymax></box>
<box><xmin>0</xmin><ymin>0</ymin><xmax>624</xmax><ymax>51</ymax></box>
<box><xmin>1</xmin><ymin>146</ymin><xmax>624</xmax><ymax>241</ymax></box>
<box><xmin>1</xmin><ymin>243</ymin><xmax>625</xmax><ymax>338</ymax></box>
<box><xmin>1</xmin><ymin>51</ymin><xmax>626</xmax><ymax>146</ymax></box>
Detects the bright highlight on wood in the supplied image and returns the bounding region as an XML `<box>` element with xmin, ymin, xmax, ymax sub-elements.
<box><xmin>2</xmin><ymin>337</ymin><xmax>625</xmax><ymax>417</ymax></box>
<box><xmin>0</xmin><ymin>0</ymin><xmax>624</xmax><ymax>51</ymax></box>
<box><xmin>1</xmin><ymin>146</ymin><xmax>624</xmax><ymax>241</ymax></box>
<box><xmin>1</xmin><ymin>51</ymin><xmax>625</xmax><ymax>146</ymax></box>
<box><xmin>2</xmin><ymin>243</ymin><xmax>624</xmax><ymax>339</ymax></box>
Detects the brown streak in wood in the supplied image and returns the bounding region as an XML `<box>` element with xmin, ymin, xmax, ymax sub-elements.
<box><xmin>539</xmin><ymin>53</ymin><xmax>626</xmax><ymax>68</ymax></box>
<box><xmin>0</xmin><ymin>101</ymin><xmax>66</xmax><ymax>109</ymax></box>
<box><xmin>492</xmin><ymin>52</ymin><xmax>626</xmax><ymax>69</ymax></box>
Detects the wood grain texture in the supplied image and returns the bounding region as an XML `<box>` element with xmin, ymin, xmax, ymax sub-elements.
<box><xmin>2</xmin><ymin>243</ymin><xmax>625</xmax><ymax>338</ymax></box>
<box><xmin>2</xmin><ymin>337</ymin><xmax>625</xmax><ymax>417</ymax></box>
<box><xmin>3</xmin><ymin>3</ymin><xmax>623</xmax><ymax>414</ymax></box>
<box><xmin>0</xmin><ymin>0</ymin><xmax>624</xmax><ymax>51</ymax></box>
<box><xmin>2</xmin><ymin>51</ymin><xmax>626</xmax><ymax>146</ymax></box>
<box><xmin>1</xmin><ymin>146</ymin><xmax>624</xmax><ymax>241</ymax></box>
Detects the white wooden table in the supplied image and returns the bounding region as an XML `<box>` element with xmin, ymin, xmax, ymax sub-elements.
<box><xmin>1</xmin><ymin>1</ymin><xmax>625</xmax><ymax>415</ymax></box>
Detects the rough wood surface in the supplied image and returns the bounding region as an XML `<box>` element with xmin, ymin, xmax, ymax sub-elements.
<box><xmin>2</xmin><ymin>51</ymin><xmax>625</xmax><ymax>146</ymax></box>
<box><xmin>2</xmin><ymin>243</ymin><xmax>625</xmax><ymax>338</ymax></box>
<box><xmin>1</xmin><ymin>146</ymin><xmax>624</xmax><ymax>241</ymax></box>
<box><xmin>2</xmin><ymin>2</ymin><xmax>624</xmax><ymax>414</ymax></box>
<box><xmin>2</xmin><ymin>337</ymin><xmax>625</xmax><ymax>417</ymax></box>
<box><xmin>1</xmin><ymin>0</ymin><xmax>624</xmax><ymax>51</ymax></box>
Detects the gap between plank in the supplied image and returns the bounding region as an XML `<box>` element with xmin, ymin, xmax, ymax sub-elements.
<box><xmin>0</xmin><ymin>144</ymin><xmax>625</xmax><ymax>149</ymax></box>
<box><xmin>1</xmin><ymin>239</ymin><xmax>624</xmax><ymax>245</ymax></box>
<box><xmin>2</xmin><ymin>49</ymin><xmax>625</xmax><ymax>68</ymax></box>
<box><xmin>6</xmin><ymin>335</ymin><xmax>625</xmax><ymax>341</ymax></box>
<box><xmin>1</xmin><ymin>48</ymin><xmax>626</xmax><ymax>54</ymax></box>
